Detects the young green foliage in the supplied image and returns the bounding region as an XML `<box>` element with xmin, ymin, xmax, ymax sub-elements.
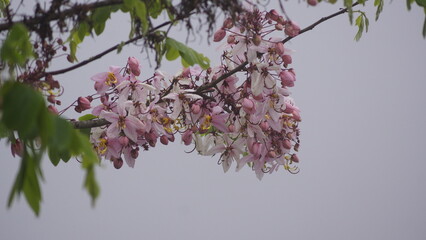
<box><xmin>0</xmin><ymin>23</ymin><xmax>34</xmax><ymax>66</ymax></box>
<box><xmin>0</xmin><ymin>82</ymin><xmax>100</xmax><ymax>216</ymax></box>
<box><xmin>165</xmin><ymin>37</ymin><xmax>210</xmax><ymax>69</ymax></box>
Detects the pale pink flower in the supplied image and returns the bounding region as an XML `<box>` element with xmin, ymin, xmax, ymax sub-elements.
<box><xmin>100</xmin><ymin>102</ymin><xmax>145</xmax><ymax>142</ymax></box>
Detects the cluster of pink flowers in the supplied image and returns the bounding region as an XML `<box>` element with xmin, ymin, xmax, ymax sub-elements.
<box><xmin>87</xmin><ymin>7</ymin><xmax>301</xmax><ymax>179</ymax></box>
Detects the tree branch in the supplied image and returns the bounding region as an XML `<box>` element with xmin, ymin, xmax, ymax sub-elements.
<box><xmin>0</xmin><ymin>0</ymin><xmax>123</xmax><ymax>32</ymax></box>
<box><xmin>70</xmin><ymin>1</ymin><xmax>361</xmax><ymax>130</ymax></box>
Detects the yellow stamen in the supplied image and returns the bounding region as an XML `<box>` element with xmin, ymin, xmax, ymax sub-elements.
<box><xmin>106</xmin><ymin>72</ymin><xmax>117</xmax><ymax>85</ymax></box>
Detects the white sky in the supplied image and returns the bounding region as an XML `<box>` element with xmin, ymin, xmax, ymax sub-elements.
<box><xmin>1</xmin><ymin>1</ymin><xmax>426</xmax><ymax>240</ymax></box>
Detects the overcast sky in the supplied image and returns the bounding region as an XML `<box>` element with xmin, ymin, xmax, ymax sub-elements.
<box><xmin>1</xmin><ymin>1</ymin><xmax>426</xmax><ymax>240</ymax></box>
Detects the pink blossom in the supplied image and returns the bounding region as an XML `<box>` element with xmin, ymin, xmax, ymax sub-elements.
<box><xmin>100</xmin><ymin>103</ymin><xmax>145</xmax><ymax>142</ymax></box>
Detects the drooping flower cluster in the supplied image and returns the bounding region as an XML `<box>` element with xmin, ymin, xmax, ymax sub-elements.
<box><xmin>87</xmin><ymin>7</ymin><xmax>301</xmax><ymax>179</ymax></box>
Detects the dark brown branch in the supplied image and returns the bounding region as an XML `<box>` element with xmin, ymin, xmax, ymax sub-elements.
<box><xmin>71</xmin><ymin>2</ymin><xmax>360</xmax><ymax>130</ymax></box>
<box><xmin>0</xmin><ymin>0</ymin><xmax>123</xmax><ymax>32</ymax></box>
<box><xmin>44</xmin><ymin>20</ymin><xmax>173</xmax><ymax>77</ymax></box>
<box><xmin>283</xmin><ymin>2</ymin><xmax>361</xmax><ymax>44</ymax></box>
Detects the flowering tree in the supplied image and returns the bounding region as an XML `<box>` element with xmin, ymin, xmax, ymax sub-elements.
<box><xmin>0</xmin><ymin>0</ymin><xmax>424</xmax><ymax>216</ymax></box>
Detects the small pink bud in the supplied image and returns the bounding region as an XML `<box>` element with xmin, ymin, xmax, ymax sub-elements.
<box><xmin>285</xmin><ymin>21</ymin><xmax>301</xmax><ymax>37</ymax></box>
<box><xmin>260</xmin><ymin>121</ymin><xmax>269</xmax><ymax>131</ymax></box>
<box><xmin>292</xmin><ymin>110</ymin><xmax>302</xmax><ymax>122</ymax></box>
<box><xmin>213</xmin><ymin>29</ymin><xmax>226</xmax><ymax>42</ymax></box>
<box><xmin>191</xmin><ymin>104</ymin><xmax>201</xmax><ymax>114</ymax></box>
<box><xmin>267</xmin><ymin>150</ymin><xmax>277</xmax><ymax>158</ymax></box>
<box><xmin>168</xmin><ymin>134</ymin><xmax>175</xmax><ymax>142</ymax></box>
<box><xmin>160</xmin><ymin>135</ymin><xmax>169</xmax><ymax>145</ymax></box>
<box><xmin>78</xmin><ymin>97</ymin><xmax>91</xmax><ymax>111</ymax></box>
<box><xmin>279</xmin><ymin>70</ymin><xmax>296</xmax><ymax>87</ymax></box>
<box><xmin>227</xmin><ymin>35</ymin><xmax>235</xmax><ymax>44</ymax></box>
<box><xmin>113</xmin><ymin>157</ymin><xmax>124</xmax><ymax>169</ymax></box>
<box><xmin>282</xmin><ymin>55</ymin><xmax>292</xmax><ymax>66</ymax></box>
<box><xmin>268</xmin><ymin>9</ymin><xmax>280</xmax><ymax>21</ymax></box>
<box><xmin>127</xmin><ymin>57</ymin><xmax>141</xmax><ymax>76</ymax></box>
<box><xmin>222</xmin><ymin>17</ymin><xmax>234</xmax><ymax>29</ymax></box>
<box><xmin>276</xmin><ymin>42</ymin><xmax>285</xmax><ymax>55</ymax></box>
<box><xmin>182</xmin><ymin>130</ymin><xmax>193</xmax><ymax>146</ymax></box>
<box><xmin>47</xmin><ymin>95</ymin><xmax>56</xmax><ymax>104</ymax></box>
<box><xmin>284</xmin><ymin>102</ymin><xmax>296</xmax><ymax>114</ymax></box>
<box><xmin>242</xmin><ymin>98</ymin><xmax>255</xmax><ymax>114</ymax></box>
<box><xmin>119</xmin><ymin>136</ymin><xmax>129</xmax><ymax>146</ymax></box>
<box><xmin>48</xmin><ymin>105</ymin><xmax>59</xmax><ymax>114</ymax></box>
<box><xmin>282</xmin><ymin>139</ymin><xmax>292</xmax><ymax>149</ymax></box>
<box><xmin>291</xmin><ymin>154</ymin><xmax>300</xmax><ymax>163</ymax></box>
<box><xmin>228</xmin><ymin>124</ymin><xmax>235</xmax><ymax>132</ymax></box>
<box><xmin>275</xmin><ymin>23</ymin><xmax>283</xmax><ymax>31</ymax></box>
<box><xmin>308</xmin><ymin>0</ymin><xmax>318</xmax><ymax>6</ymax></box>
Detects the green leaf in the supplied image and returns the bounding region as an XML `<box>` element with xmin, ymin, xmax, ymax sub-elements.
<box><xmin>407</xmin><ymin>0</ymin><xmax>415</xmax><ymax>10</ymax></box>
<box><xmin>1</xmin><ymin>82</ymin><xmax>44</xmax><ymax>139</ymax></box>
<box><xmin>69</xmin><ymin>40</ymin><xmax>78</xmax><ymax>62</ymax></box>
<box><xmin>165</xmin><ymin>45</ymin><xmax>179</xmax><ymax>61</ymax></box>
<box><xmin>165</xmin><ymin>37</ymin><xmax>210</xmax><ymax>69</ymax></box>
<box><xmin>416</xmin><ymin>0</ymin><xmax>426</xmax><ymax>7</ymax></box>
<box><xmin>0</xmin><ymin>23</ymin><xmax>34</xmax><ymax>66</ymax></box>
<box><xmin>374</xmin><ymin>0</ymin><xmax>384</xmax><ymax>21</ymax></box>
<box><xmin>354</xmin><ymin>14</ymin><xmax>364</xmax><ymax>41</ymax></box>
<box><xmin>423</xmin><ymin>14</ymin><xmax>426</xmax><ymax>38</ymax></box>
<box><xmin>78</xmin><ymin>114</ymin><xmax>97</xmax><ymax>121</ymax></box>
<box><xmin>78</xmin><ymin>21</ymin><xmax>90</xmax><ymax>42</ymax></box>
<box><xmin>344</xmin><ymin>0</ymin><xmax>354</xmax><ymax>24</ymax></box>
<box><xmin>91</xmin><ymin>6</ymin><xmax>111</xmax><ymax>36</ymax></box>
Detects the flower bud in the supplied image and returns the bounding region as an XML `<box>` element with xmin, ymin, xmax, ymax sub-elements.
<box><xmin>276</xmin><ymin>42</ymin><xmax>285</xmax><ymax>55</ymax></box>
<box><xmin>222</xmin><ymin>17</ymin><xmax>234</xmax><ymax>29</ymax></box>
<box><xmin>191</xmin><ymin>104</ymin><xmax>201</xmax><ymax>114</ymax></box>
<box><xmin>160</xmin><ymin>135</ymin><xmax>169</xmax><ymax>145</ymax></box>
<box><xmin>268</xmin><ymin>9</ymin><xmax>280</xmax><ymax>21</ymax></box>
<box><xmin>242</xmin><ymin>98</ymin><xmax>255</xmax><ymax>114</ymax></box>
<box><xmin>228</xmin><ymin>124</ymin><xmax>235</xmax><ymax>132</ymax></box>
<box><xmin>285</xmin><ymin>21</ymin><xmax>301</xmax><ymax>37</ymax></box>
<box><xmin>284</xmin><ymin>102</ymin><xmax>296</xmax><ymax>114</ymax></box>
<box><xmin>253</xmin><ymin>35</ymin><xmax>262</xmax><ymax>46</ymax></box>
<box><xmin>182</xmin><ymin>130</ymin><xmax>193</xmax><ymax>146</ymax></box>
<box><xmin>275</xmin><ymin>23</ymin><xmax>283</xmax><ymax>31</ymax></box>
<box><xmin>282</xmin><ymin>55</ymin><xmax>292</xmax><ymax>66</ymax></box>
<box><xmin>308</xmin><ymin>0</ymin><xmax>318</xmax><ymax>6</ymax></box>
<box><xmin>78</xmin><ymin>97</ymin><xmax>91</xmax><ymax>111</ymax></box>
<box><xmin>213</xmin><ymin>29</ymin><xmax>226</xmax><ymax>42</ymax></box>
<box><xmin>47</xmin><ymin>95</ymin><xmax>56</xmax><ymax>104</ymax></box>
<box><xmin>292</xmin><ymin>110</ymin><xmax>302</xmax><ymax>122</ymax></box>
<box><xmin>227</xmin><ymin>35</ymin><xmax>235</xmax><ymax>44</ymax></box>
<box><xmin>291</xmin><ymin>154</ymin><xmax>299</xmax><ymax>163</ymax></box>
<box><xmin>267</xmin><ymin>150</ymin><xmax>277</xmax><ymax>158</ymax></box>
<box><xmin>119</xmin><ymin>136</ymin><xmax>129</xmax><ymax>146</ymax></box>
<box><xmin>113</xmin><ymin>157</ymin><xmax>124</xmax><ymax>169</ymax></box>
<box><xmin>282</xmin><ymin>139</ymin><xmax>292</xmax><ymax>149</ymax></box>
<box><xmin>127</xmin><ymin>57</ymin><xmax>141</xmax><ymax>76</ymax></box>
<box><xmin>168</xmin><ymin>134</ymin><xmax>175</xmax><ymax>142</ymax></box>
<box><xmin>260</xmin><ymin>121</ymin><xmax>269</xmax><ymax>131</ymax></box>
<box><xmin>279</xmin><ymin>70</ymin><xmax>296</xmax><ymax>87</ymax></box>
